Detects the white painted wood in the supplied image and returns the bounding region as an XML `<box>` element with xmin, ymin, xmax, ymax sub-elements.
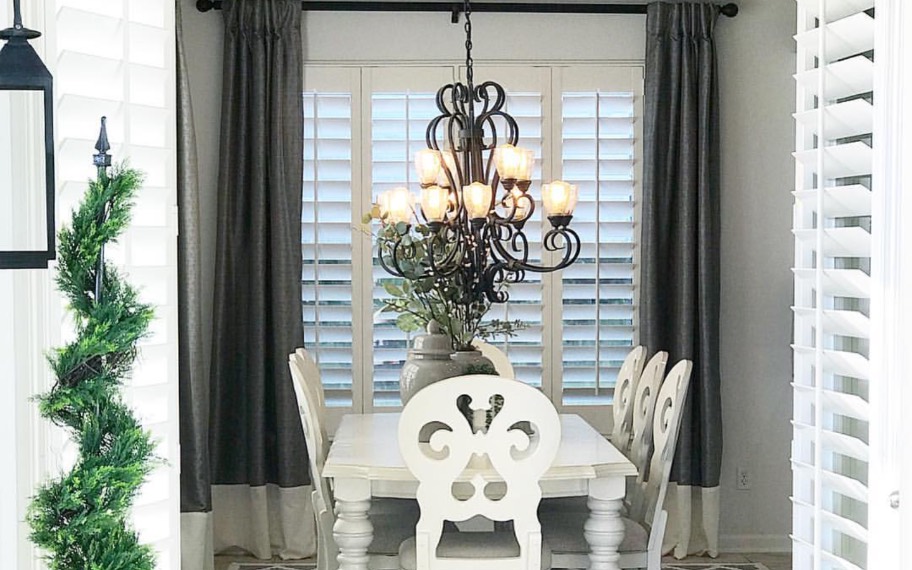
<box><xmin>609</xmin><ymin>346</ymin><xmax>646</xmax><ymax>454</ymax></box>
<box><xmin>289</xmin><ymin>353</ymin><xmax>419</xmax><ymax>570</ymax></box>
<box><xmin>628</xmin><ymin>351</ymin><xmax>668</xmax><ymax>480</ymax></box>
<box><xmin>546</xmin><ymin>359</ymin><xmax>692</xmax><ymax>570</ymax></box>
<box><xmin>471</xmin><ymin>339</ymin><xmax>516</xmax><ymax>378</ymax></box>
<box><xmin>324</xmin><ymin>412</ymin><xmax>635</xmax><ymax>570</ymax></box>
<box><xmin>398</xmin><ymin>375</ymin><xmax>561</xmax><ymax>570</ymax></box>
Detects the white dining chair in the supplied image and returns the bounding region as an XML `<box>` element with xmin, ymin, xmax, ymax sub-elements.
<box><xmin>397</xmin><ymin>374</ymin><xmax>561</xmax><ymax>570</ymax></box>
<box><xmin>289</xmin><ymin>351</ymin><xmax>419</xmax><ymax>570</ymax></box>
<box><xmin>628</xmin><ymin>351</ymin><xmax>669</xmax><ymax>480</ymax></box>
<box><xmin>471</xmin><ymin>339</ymin><xmax>516</xmax><ymax>378</ymax></box>
<box><xmin>543</xmin><ymin>359</ymin><xmax>693</xmax><ymax>570</ymax></box>
<box><xmin>609</xmin><ymin>345</ymin><xmax>647</xmax><ymax>454</ymax></box>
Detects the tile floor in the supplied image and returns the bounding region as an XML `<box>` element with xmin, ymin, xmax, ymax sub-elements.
<box><xmin>216</xmin><ymin>552</ymin><xmax>792</xmax><ymax>570</ymax></box>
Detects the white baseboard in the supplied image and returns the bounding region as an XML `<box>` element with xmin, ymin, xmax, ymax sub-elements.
<box><xmin>719</xmin><ymin>534</ymin><xmax>792</xmax><ymax>553</ymax></box>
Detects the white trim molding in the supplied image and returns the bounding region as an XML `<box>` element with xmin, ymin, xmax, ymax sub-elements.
<box><xmin>869</xmin><ymin>0</ymin><xmax>912</xmax><ymax>567</ymax></box>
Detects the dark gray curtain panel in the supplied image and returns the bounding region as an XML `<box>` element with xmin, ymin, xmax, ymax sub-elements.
<box><xmin>642</xmin><ymin>1</ymin><xmax>722</xmax><ymax>488</ymax></box>
<box><xmin>177</xmin><ymin>0</ymin><xmax>211</xmax><ymax>517</ymax></box>
<box><xmin>209</xmin><ymin>0</ymin><xmax>308</xmax><ymax>488</ymax></box>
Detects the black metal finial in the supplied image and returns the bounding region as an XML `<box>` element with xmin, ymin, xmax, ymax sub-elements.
<box><xmin>93</xmin><ymin>116</ymin><xmax>112</xmax><ymax>169</ymax></box>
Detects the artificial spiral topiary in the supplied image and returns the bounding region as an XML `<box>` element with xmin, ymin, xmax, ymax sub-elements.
<box><xmin>27</xmin><ymin>153</ymin><xmax>157</xmax><ymax>569</ymax></box>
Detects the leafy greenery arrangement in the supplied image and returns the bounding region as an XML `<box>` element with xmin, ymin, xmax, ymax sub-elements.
<box><xmin>28</xmin><ymin>164</ymin><xmax>157</xmax><ymax>570</ymax></box>
<box><xmin>365</xmin><ymin>207</ymin><xmax>524</xmax><ymax>351</ymax></box>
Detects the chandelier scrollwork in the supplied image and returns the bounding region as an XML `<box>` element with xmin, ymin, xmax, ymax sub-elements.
<box><xmin>375</xmin><ymin>0</ymin><xmax>581</xmax><ymax>305</ymax></box>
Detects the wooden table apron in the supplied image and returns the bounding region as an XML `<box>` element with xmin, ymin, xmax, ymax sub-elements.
<box><xmin>323</xmin><ymin>413</ymin><xmax>637</xmax><ymax>570</ymax></box>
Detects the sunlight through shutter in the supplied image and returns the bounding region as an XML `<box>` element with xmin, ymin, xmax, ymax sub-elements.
<box><xmin>792</xmin><ymin>1</ymin><xmax>874</xmax><ymax>568</ymax></box>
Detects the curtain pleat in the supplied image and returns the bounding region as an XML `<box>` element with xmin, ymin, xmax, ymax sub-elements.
<box><xmin>176</xmin><ymin>0</ymin><xmax>215</xmax><ymax>567</ymax></box>
<box><xmin>642</xmin><ymin>0</ymin><xmax>723</xmax><ymax>558</ymax></box>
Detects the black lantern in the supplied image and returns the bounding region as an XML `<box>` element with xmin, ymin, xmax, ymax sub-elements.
<box><xmin>0</xmin><ymin>0</ymin><xmax>55</xmax><ymax>269</ymax></box>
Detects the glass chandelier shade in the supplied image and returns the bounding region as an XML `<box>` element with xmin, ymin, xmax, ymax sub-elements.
<box><xmin>374</xmin><ymin>0</ymin><xmax>581</xmax><ymax>304</ymax></box>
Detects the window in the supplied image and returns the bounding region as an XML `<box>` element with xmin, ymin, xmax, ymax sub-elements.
<box><xmin>302</xmin><ymin>64</ymin><xmax>643</xmax><ymax>432</ymax></box>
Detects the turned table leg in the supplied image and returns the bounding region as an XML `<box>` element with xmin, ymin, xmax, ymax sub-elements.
<box><xmin>584</xmin><ymin>476</ymin><xmax>627</xmax><ymax>570</ymax></box>
<box><xmin>333</xmin><ymin>478</ymin><xmax>373</xmax><ymax>570</ymax></box>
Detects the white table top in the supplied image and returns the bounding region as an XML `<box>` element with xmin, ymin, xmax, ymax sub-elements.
<box><xmin>323</xmin><ymin>413</ymin><xmax>636</xmax><ymax>483</ymax></box>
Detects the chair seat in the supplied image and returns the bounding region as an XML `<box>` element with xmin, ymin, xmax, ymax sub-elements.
<box><xmin>540</xmin><ymin>509</ymin><xmax>648</xmax><ymax>555</ymax></box>
<box><xmin>398</xmin><ymin>531</ymin><xmax>552</xmax><ymax>570</ymax></box>
<box><xmin>368</xmin><ymin>499</ymin><xmax>421</xmax><ymax>556</ymax></box>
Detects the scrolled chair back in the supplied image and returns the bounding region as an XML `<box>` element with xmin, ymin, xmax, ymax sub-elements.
<box><xmin>398</xmin><ymin>375</ymin><xmax>561</xmax><ymax>570</ymax></box>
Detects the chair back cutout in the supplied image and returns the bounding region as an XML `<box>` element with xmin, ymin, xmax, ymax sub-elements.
<box><xmin>398</xmin><ymin>375</ymin><xmax>561</xmax><ymax>570</ymax></box>
<box><xmin>629</xmin><ymin>351</ymin><xmax>669</xmax><ymax>479</ymax></box>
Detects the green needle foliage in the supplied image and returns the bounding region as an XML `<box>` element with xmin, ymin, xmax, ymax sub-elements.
<box><xmin>28</xmin><ymin>164</ymin><xmax>157</xmax><ymax>570</ymax></box>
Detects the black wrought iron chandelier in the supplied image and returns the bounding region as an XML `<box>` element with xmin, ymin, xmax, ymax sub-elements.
<box><xmin>376</xmin><ymin>0</ymin><xmax>581</xmax><ymax>304</ymax></box>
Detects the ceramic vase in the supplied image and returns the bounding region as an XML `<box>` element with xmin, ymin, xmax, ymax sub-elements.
<box><xmin>399</xmin><ymin>321</ymin><xmax>462</xmax><ymax>405</ymax></box>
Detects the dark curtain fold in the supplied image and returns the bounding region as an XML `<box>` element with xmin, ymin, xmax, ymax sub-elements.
<box><xmin>209</xmin><ymin>0</ymin><xmax>308</xmax><ymax>488</ymax></box>
<box><xmin>177</xmin><ymin>0</ymin><xmax>212</xmax><ymax>516</ymax></box>
<box><xmin>642</xmin><ymin>1</ymin><xmax>722</xmax><ymax>489</ymax></box>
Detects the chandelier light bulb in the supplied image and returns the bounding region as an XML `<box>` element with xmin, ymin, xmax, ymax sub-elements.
<box><xmin>495</xmin><ymin>144</ymin><xmax>522</xmax><ymax>180</ymax></box>
<box><xmin>420</xmin><ymin>185</ymin><xmax>449</xmax><ymax>223</ymax></box>
<box><xmin>464</xmin><ymin>182</ymin><xmax>493</xmax><ymax>220</ymax></box>
<box><xmin>386</xmin><ymin>187</ymin><xmax>414</xmax><ymax>225</ymax></box>
<box><xmin>541</xmin><ymin>180</ymin><xmax>579</xmax><ymax>216</ymax></box>
<box><xmin>414</xmin><ymin>149</ymin><xmax>442</xmax><ymax>186</ymax></box>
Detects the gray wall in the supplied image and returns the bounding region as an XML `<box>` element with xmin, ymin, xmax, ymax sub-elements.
<box><xmin>180</xmin><ymin>0</ymin><xmax>796</xmax><ymax>551</ymax></box>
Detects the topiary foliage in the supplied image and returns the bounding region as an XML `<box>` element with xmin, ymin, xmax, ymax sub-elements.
<box><xmin>28</xmin><ymin>164</ymin><xmax>158</xmax><ymax>570</ymax></box>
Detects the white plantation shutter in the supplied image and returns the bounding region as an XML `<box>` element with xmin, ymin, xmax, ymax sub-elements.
<box><xmin>301</xmin><ymin>68</ymin><xmax>360</xmax><ymax>410</ymax></box>
<box><xmin>54</xmin><ymin>1</ymin><xmax>180</xmax><ymax>567</ymax></box>
<box><xmin>554</xmin><ymin>67</ymin><xmax>642</xmax><ymax>429</ymax></box>
<box><xmin>469</xmin><ymin>65</ymin><xmax>549</xmax><ymax>390</ymax></box>
<box><xmin>365</xmin><ymin>66</ymin><xmax>454</xmax><ymax>408</ymax></box>
<box><xmin>792</xmin><ymin>1</ymin><xmax>874</xmax><ymax>568</ymax></box>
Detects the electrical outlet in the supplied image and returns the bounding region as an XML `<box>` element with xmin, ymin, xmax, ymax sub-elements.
<box><xmin>736</xmin><ymin>466</ymin><xmax>751</xmax><ymax>490</ymax></box>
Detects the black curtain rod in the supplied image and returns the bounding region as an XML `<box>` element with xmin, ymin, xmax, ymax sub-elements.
<box><xmin>195</xmin><ymin>1</ymin><xmax>739</xmax><ymax>18</ymax></box>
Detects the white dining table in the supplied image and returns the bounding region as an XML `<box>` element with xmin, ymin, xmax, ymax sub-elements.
<box><xmin>323</xmin><ymin>412</ymin><xmax>637</xmax><ymax>570</ymax></box>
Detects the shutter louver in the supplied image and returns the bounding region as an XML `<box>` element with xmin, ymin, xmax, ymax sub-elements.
<box><xmin>560</xmin><ymin>90</ymin><xmax>637</xmax><ymax>405</ymax></box>
<box><xmin>55</xmin><ymin>1</ymin><xmax>180</xmax><ymax>566</ymax></box>
<box><xmin>302</xmin><ymin>91</ymin><xmax>356</xmax><ymax>406</ymax></box>
<box><xmin>792</xmin><ymin>1</ymin><xmax>874</xmax><ymax>568</ymax></box>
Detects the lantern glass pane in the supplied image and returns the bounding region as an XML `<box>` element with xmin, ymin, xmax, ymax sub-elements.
<box><xmin>0</xmin><ymin>89</ymin><xmax>48</xmax><ymax>253</ymax></box>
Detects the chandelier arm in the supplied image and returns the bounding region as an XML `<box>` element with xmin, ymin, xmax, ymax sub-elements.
<box><xmin>378</xmin><ymin>244</ymin><xmax>406</xmax><ymax>278</ymax></box>
<box><xmin>487</xmin><ymin>227</ymin><xmax>582</xmax><ymax>274</ymax></box>
<box><xmin>426</xmin><ymin>230</ymin><xmax>466</xmax><ymax>277</ymax></box>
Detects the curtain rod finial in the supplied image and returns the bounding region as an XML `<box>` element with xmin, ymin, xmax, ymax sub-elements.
<box><xmin>719</xmin><ymin>3</ymin><xmax>739</xmax><ymax>17</ymax></box>
<box><xmin>196</xmin><ymin>0</ymin><xmax>216</xmax><ymax>13</ymax></box>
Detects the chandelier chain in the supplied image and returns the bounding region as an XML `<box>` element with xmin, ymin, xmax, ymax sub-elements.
<box><xmin>464</xmin><ymin>0</ymin><xmax>473</xmax><ymax>86</ymax></box>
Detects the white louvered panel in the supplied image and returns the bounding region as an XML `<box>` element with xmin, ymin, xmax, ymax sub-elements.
<box><xmin>792</xmin><ymin>268</ymin><xmax>871</xmax><ymax>298</ymax></box>
<box><xmin>792</xmin><ymin>308</ymin><xmax>870</xmax><ymax>339</ymax></box>
<box><xmin>794</xmin><ymin>11</ymin><xmax>875</xmax><ymax>61</ymax></box>
<box><xmin>53</xmin><ymin>1</ymin><xmax>179</xmax><ymax>568</ymax></box>
<box><xmin>794</xmin><ymin>100</ymin><xmax>873</xmax><ymax>141</ymax></box>
<box><xmin>794</xmin><ymin>56</ymin><xmax>873</xmax><ymax>101</ymax></box>
<box><xmin>792</xmin><ymin>185</ymin><xmax>872</xmax><ymax>218</ymax></box>
<box><xmin>367</xmin><ymin>66</ymin><xmax>453</xmax><ymax>408</ymax></box>
<box><xmin>559</xmin><ymin>82</ymin><xmax>638</xmax><ymax>406</ymax></box>
<box><xmin>795</xmin><ymin>0</ymin><xmax>873</xmax><ymax>22</ymax></box>
<box><xmin>792</xmin><ymin>381</ymin><xmax>870</xmax><ymax>421</ymax></box>
<box><xmin>302</xmin><ymin>88</ymin><xmax>355</xmax><ymax>405</ymax></box>
<box><xmin>793</xmin><ymin>227</ymin><xmax>871</xmax><ymax>258</ymax></box>
<box><xmin>794</xmin><ymin>142</ymin><xmax>872</xmax><ymax>179</ymax></box>
<box><xmin>792</xmin><ymin>346</ymin><xmax>871</xmax><ymax>382</ymax></box>
<box><xmin>793</xmin><ymin>1</ymin><xmax>873</xmax><ymax>567</ymax></box>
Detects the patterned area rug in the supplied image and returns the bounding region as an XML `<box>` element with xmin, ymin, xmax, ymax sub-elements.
<box><xmin>228</xmin><ymin>562</ymin><xmax>317</xmax><ymax>570</ymax></box>
<box><xmin>662</xmin><ymin>562</ymin><xmax>768</xmax><ymax>570</ymax></box>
